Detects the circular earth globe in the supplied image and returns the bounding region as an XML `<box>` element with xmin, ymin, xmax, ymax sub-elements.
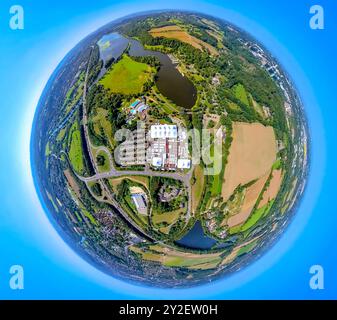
<box><xmin>32</xmin><ymin>11</ymin><xmax>309</xmax><ymax>287</ymax></box>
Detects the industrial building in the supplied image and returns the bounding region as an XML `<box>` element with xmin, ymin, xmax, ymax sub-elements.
<box><xmin>147</xmin><ymin>124</ymin><xmax>190</xmax><ymax>171</ymax></box>
<box><xmin>131</xmin><ymin>193</ymin><xmax>148</xmax><ymax>215</ymax></box>
<box><xmin>116</xmin><ymin>121</ymin><xmax>191</xmax><ymax>171</ymax></box>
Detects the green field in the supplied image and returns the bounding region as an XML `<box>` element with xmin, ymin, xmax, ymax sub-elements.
<box><xmin>68</xmin><ymin>121</ymin><xmax>84</xmax><ymax>174</ymax></box>
<box><xmin>228</xmin><ymin>200</ymin><xmax>275</xmax><ymax>235</ymax></box>
<box><xmin>99</xmin><ymin>55</ymin><xmax>153</xmax><ymax>94</ymax></box>
<box><xmin>56</xmin><ymin>128</ymin><xmax>66</xmax><ymax>142</ymax></box>
<box><xmin>272</xmin><ymin>158</ymin><xmax>282</xmax><ymax>170</ymax></box>
<box><xmin>210</xmin><ymin>142</ymin><xmax>225</xmax><ymax>197</ymax></box>
<box><xmin>237</xmin><ymin>240</ymin><xmax>258</xmax><ymax>256</ymax></box>
<box><xmin>152</xmin><ymin>209</ymin><xmax>181</xmax><ymax>225</ymax></box>
<box><xmin>45</xmin><ymin>142</ymin><xmax>51</xmax><ymax>157</ymax></box>
<box><xmin>233</xmin><ymin>83</ymin><xmax>249</xmax><ymax>106</ymax></box>
<box><xmin>241</xmin><ymin>200</ymin><xmax>274</xmax><ymax>232</ymax></box>
<box><xmin>131</xmin><ymin>245</ymin><xmax>222</xmax><ymax>269</ymax></box>
<box><xmin>164</xmin><ymin>255</ymin><xmax>221</xmax><ymax>268</ymax></box>
<box><xmin>191</xmin><ymin>165</ymin><xmax>205</xmax><ymax>213</ymax></box>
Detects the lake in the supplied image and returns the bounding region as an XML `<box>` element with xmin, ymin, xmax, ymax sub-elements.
<box><xmin>97</xmin><ymin>33</ymin><xmax>129</xmax><ymax>63</ymax></box>
<box><xmin>98</xmin><ymin>33</ymin><xmax>197</xmax><ymax>109</ymax></box>
<box><xmin>175</xmin><ymin>221</ymin><xmax>217</xmax><ymax>250</ymax></box>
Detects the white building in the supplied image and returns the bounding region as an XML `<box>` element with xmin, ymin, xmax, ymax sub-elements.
<box><xmin>152</xmin><ymin>157</ymin><xmax>163</xmax><ymax>167</ymax></box>
<box><xmin>177</xmin><ymin>159</ymin><xmax>191</xmax><ymax>169</ymax></box>
<box><xmin>150</xmin><ymin>125</ymin><xmax>178</xmax><ymax>139</ymax></box>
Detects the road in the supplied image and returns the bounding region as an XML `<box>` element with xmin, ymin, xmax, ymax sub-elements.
<box><xmin>78</xmin><ymin>140</ymin><xmax>193</xmax><ymax>219</ymax></box>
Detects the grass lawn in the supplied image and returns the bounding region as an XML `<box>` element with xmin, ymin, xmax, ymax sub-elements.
<box><xmin>211</xmin><ymin>175</ymin><xmax>221</xmax><ymax>196</ymax></box>
<box><xmin>83</xmin><ymin>209</ymin><xmax>98</xmax><ymax>226</ymax></box>
<box><xmin>152</xmin><ymin>209</ymin><xmax>182</xmax><ymax>225</ymax></box>
<box><xmin>99</xmin><ymin>55</ymin><xmax>153</xmax><ymax>94</ymax></box>
<box><xmin>68</xmin><ymin>121</ymin><xmax>84</xmax><ymax>174</ymax></box>
<box><xmin>233</xmin><ymin>83</ymin><xmax>249</xmax><ymax>106</ymax></box>
<box><xmin>144</xmin><ymin>44</ymin><xmax>167</xmax><ymax>51</ymax></box>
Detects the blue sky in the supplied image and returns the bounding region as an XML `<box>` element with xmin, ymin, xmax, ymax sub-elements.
<box><xmin>0</xmin><ymin>0</ymin><xmax>336</xmax><ymax>299</ymax></box>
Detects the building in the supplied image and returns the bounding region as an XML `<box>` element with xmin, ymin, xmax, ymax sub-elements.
<box><xmin>117</xmin><ymin>122</ymin><xmax>191</xmax><ymax>171</ymax></box>
<box><xmin>150</xmin><ymin>124</ymin><xmax>178</xmax><ymax>139</ymax></box>
<box><xmin>147</xmin><ymin>124</ymin><xmax>190</xmax><ymax>171</ymax></box>
<box><xmin>131</xmin><ymin>193</ymin><xmax>147</xmax><ymax>215</ymax></box>
<box><xmin>152</xmin><ymin>157</ymin><xmax>162</xmax><ymax>167</ymax></box>
<box><xmin>129</xmin><ymin>99</ymin><xmax>149</xmax><ymax>116</ymax></box>
<box><xmin>177</xmin><ymin>159</ymin><xmax>191</xmax><ymax>169</ymax></box>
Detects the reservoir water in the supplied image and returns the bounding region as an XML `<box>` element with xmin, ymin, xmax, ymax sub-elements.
<box><xmin>97</xmin><ymin>33</ymin><xmax>129</xmax><ymax>63</ymax></box>
<box><xmin>98</xmin><ymin>33</ymin><xmax>197</xmax><ymax>109</ymax></box>
<box><xmin>175</xmin><ymin>221</ymin><xmax>217</xmax><ymax>250</ymax></box>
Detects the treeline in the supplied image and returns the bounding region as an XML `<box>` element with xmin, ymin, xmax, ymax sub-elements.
<box><xmin>219</xmin><ymin>88</ymin><xmax>266</xmax><ymax>124</ymax></box>
<box><xmin>88</xmin><ymin>44</ymin><xmax>103</xmax><ymax>86</ymax></box>
<box><xmin>131</xmin><ymin>55</ymin><xmax>161</xmax><ymax>69</ymax></box>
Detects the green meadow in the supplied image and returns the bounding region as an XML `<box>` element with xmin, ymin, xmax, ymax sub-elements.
<box><xmin>99</xmin><ymin>55</ymin><xmax>153</xmax><ymax>94</ymax></box>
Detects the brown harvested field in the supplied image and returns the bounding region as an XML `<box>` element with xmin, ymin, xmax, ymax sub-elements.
<box><xmin>227</xmin><ymin>173</ymin><xmax>269</xmax><ymax>227</ymax></box>
<box><xmin>221</xmin><ymin>122</ymin><xmax>277</xmax><ymax>202</ymax></box>
<box><xmin>64</xmin><ymin>169</ymin><xmax>81</xmax><ymax>198</ymax></box>
<box><xmin>258</xmin><ymin>169</ymin><xmax>283</xmax><ymax>208</ymax></box>
<box><xmin>149</xmin><ymin>25</ymin><xmax>218</xmax><ymax>55</ymax></box>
